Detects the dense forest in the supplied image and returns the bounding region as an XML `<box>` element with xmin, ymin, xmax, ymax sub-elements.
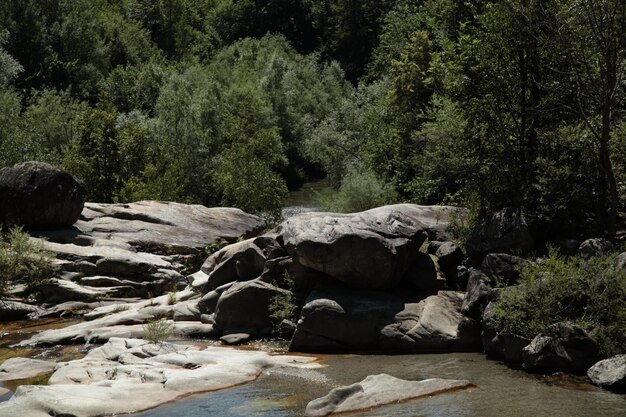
<box><xmin>0</xmin><ymin>0</ymin><xmax>625</xmax><ymax>238</ymax></box>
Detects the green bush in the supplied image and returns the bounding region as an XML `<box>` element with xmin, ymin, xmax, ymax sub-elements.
<box><xmin>316</xmin><ymin>166</ymin><xmax>398</xmax><ymax>213</ymax></box>
<box><xmin>142</xmin><ymin>318</ymin><xmax>174</xmax><ymax>344</ymax></box>
<box><xmin>0</xmin><ymin>227</ymin><xmax>57</xmax><ymax>299</ymax></box>
<box><xmin>268</xmin><ymin>272</ymin><xmax>297</xmax><ymax>334</ymax></box>
<box><xmin>491</xmin><ymin>249</ymin><xmax>626</xmax><ymax>357</ymax></box>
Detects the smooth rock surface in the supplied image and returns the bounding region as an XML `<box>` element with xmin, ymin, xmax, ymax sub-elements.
<box><xmin>587</xmin><ymin>355</ymin><xmax>626</xmax><ymax>390</ymax></box>
<box><xmin>0</xmin><ymin>338</ymin><xmax>319</xmax><ymax>417</ymax></box>
<box><xmin>276</xmin><ymin>205</ymin><xmax>434</xmax><ymax>289</ymax></box>
<box><xmin>0</xmin><ymin>300</ymin><xmax>43</xmax><ymax>321</ymax></box>
<box><xmin>290</xmin><ymin>288</ymin><xmax>481</xmax><ymax>353</ymax></box>
<box><xmin>305</xmin><ymin>374</ymin><xmax>474</xmax><ymax>416</ymax></box>
<box><xmin>0</xmin><ymin>161</ymin><xmax>86</xmax><ymax>229</ymax></box>
<box><xmin>0</xmin><ymin>357</ymin><xmax>57</xmax><ymax>381</ymax></box>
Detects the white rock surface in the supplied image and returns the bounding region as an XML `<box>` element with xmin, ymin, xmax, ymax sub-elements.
<box><xmin>0</xmin><ymin>338</ymin><xmax>319</xmax><ymax>417</ymax></box>
<box><xmin>305</xmin><ymin>373</ymin><xmax>474</xmax><ymax>416</ymax></box>
<box><xmin>0</xmin><ymin>357</ymin><xmax>57</xmax><ymax>381</ymax></box>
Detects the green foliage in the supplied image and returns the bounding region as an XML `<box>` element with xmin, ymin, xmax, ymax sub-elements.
<box><xmin>0</xmin><ymin>227</ymin><xmax>57</xmax><ymax>299</ymax></box>
<box><xmin>492</xmin><ymin>250</ymin><xmax>626</xmax><ymax>357</ymax></box>
<box><xmin>317</xmin><ymin>166</ymin><xmax>397</xmax><ymax>213</ymax></box>
<box><xmin>142</xmin><ymin>318</ymin><xmax>174</xmax><ymax>344</ymax></box>
<box><xmin>268</xmin><ymin>272</ymin><xmax>297</xmax><ymax>334</ymax></box>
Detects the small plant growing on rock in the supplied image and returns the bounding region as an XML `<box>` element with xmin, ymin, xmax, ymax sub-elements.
<box><xmin>142</xmin><ymin>318</ymin><xmax>174</xmax><ymax>344</ymax></box>
<box><xmin>167</xmin><ymin>291</ymin><xmax>177</xmax><ymax>305</ymax></box>
<box><xmin>269</xmin><ymin>272</ymin><xmax>297</xmax><ymax>336</ymax></box>
<box><xmin>0</xmin><ymin>226</ymin><xmax>57</xmax><ymax>299</ymax></box>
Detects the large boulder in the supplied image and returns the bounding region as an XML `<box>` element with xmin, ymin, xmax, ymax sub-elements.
<box><xmin>0</xmin><ymin>161</ymin><xmax>86</xmax><ymax>229</ymax></box>
<box><xmin>290</xmin><ymin>287</ymin><xmax>481</xmax><ymax>353</ymax></box>
<box><xmin>305</xmin><ymin>374</ymin><xmax>474</xmax><ymax>417</ymax></box>
<box><xmin>275</xmin><ymin>205</ymin><xmax>431</xmax><ymax>290</ymax></box>
<box><xmin>522</xmin><ymin>322</ymin><xmax>599</xmax><ymax>374</ymax></box>
<box><xmin>578</xmin><ymin>238</ymin><xmax>615</xmax><ymax>259</ymax></box>
<box><xmin>481</xmin><ymin>302</ymin><xmax>531</xmax><ymax>364</ymax></box>
<box><xmin>587</xmin><ymin>355</ymin><xmax>626</xmax><ymax>391</ymax></box>
<box><xmin>461</xmin><ymin>269</ymin><xmax>493</xmax><ymax>319</ymax></box>
<box><xmin>213</xmin><ymin>279</ymin><xmax>288</xmax><ymax>337</ymax></box>
<box><xmin>465</xmin><ymin>209</ymin><xmax>534</xmax><ymax>265</ymax></box>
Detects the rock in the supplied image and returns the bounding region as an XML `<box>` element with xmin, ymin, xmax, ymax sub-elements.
<box><xmin>276</xmin><ymin>205</ymin><xmax>430</xmax><ymax>290</ymax></box>
<box><xmin>461</xmin><ymin>269</ymin><xmax>492</xmax><ymax>319</ymax></box>
<box><xmin>481</xmin><ymin>301</ymin><xmax>531</xmax><ymax>364</ymax></box>
<box><xmin>213</xmin><ymin>279</ymin><xmax>288</xmax><ymax>337</ymax></box>
<box><xmin>0</xmin><ymin>161</ymin><xmax>86</xmax><ymax>229</ymax></box>
<box><xmin>617</xmin><ymin>252</ymin><xmax>626</xmax><ymax>270</ymax></box>
<box><xmin>0</xmin><ymin>300</ymin><xmax>43</xmax><ymax>321</ymax></box>
<box><xmin>290</xmin><ymin>287</ymin><xmax>481</xmax><ymax>353</ymax></box>
<box><xmin>0</xmin><ymin>338</ymin><xmax>319</xmax><ymax>417</ymax></box>
<box><xmin>578</xmin><ymin>238</ymin><xmax>615</xmax><ymax>258</ymax></box>
<box><xmin>402</xmin><ymin>252</ymin><xmax>446</xmax><ymax>291</ymax></box>
<box><xmin>0</xmin><ymin>357</ymin><xmax>57</xmax><ymax>381</ymax></box>
<box><xmin>587</xmin><ymin>355</ymin><xmax>626</xmax><ymax>391</ymax></box>
<box><xmin>480</xmin><ymin>253</ymin><xmax>525</xmax><ymax>284</ymax></box>
<box><xmin>0</xmin><ymin>387</ymin><xmax>9</xmax><ymax>396</ymax></box>
<box><xmin>198</xmin><ymin>236</ymin><xmax>285</xmax><ymax>292</ymax></box>
<box><xmin>220</xmin><ymin>333</ymin><xmax>251</xmax><ymax>345</ymax></box>
<box><xmin>305</xmin><ymin>374</ymin><xmax>474</xmax><ymax>417</ymax></box>
<box><xmin>427</xmin><ymin>241</ymin><xmax>446</xmax><ymax>255</ymax></box>
<box><xmin>522</xmin><ymin>322</ymin><xmax>600</xmax><ymax>374</ymax></box>
<box><xmin>435</xmin><ymin>242</ymin><xmax>464</xmax><ymax>269</ymax></box>
<box><xmin>465</xmin><ymin>208</ymin><xmax>534</xmax><ymax>265</ymax></box>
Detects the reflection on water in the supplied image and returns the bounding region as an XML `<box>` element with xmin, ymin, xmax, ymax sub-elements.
<box><xmin>133</xmin><ymin>353</ymin><xmax>626</xmax><ymax>417</ymax></box>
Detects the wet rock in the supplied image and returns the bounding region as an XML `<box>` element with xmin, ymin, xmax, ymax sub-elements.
<box><xmin>522</xmin><ymin>322</ymin><xmax>599</xmax><ymax>374</ymax></box>
<box><xmin>0</xmin><ymin>161</ymin><xmax>86</xmax><ymax>229</ymax></box>
<box><xmin>220</xmin><ymin>333</ymin><xmax>251</xmax><ymax>345</ymax></box>
<box><xmin>275</xmin><ymin>205</ymin><xmax>431</xmax><ymax>290</ymax></box>
<box><xmin>305</xmin><ymin>374</ymin><xmax>474</xmax><ymax>417</ymax></box>
<box><xmin>290</xmin><ymin>288</ymin><xmax>481</xmax><ymax>353</ymax></box>
<box><xmin>587</xmin><ymin>355</ymin><xmax>626</xmax><ymax>391</ymax></box>
<box><xmin>0</xmin><ymin>357</ymin><xmax>56</xmax><ymax>381</ymax></box>
<box><xmin>578</xmin><ymin>238</ymin><xmax>615</xmax><ymax>258</ymax></box>
<box><xmin>465</xmin><ymin>209</ymin><xmax>534</xmax><ymax>265</ymax></box>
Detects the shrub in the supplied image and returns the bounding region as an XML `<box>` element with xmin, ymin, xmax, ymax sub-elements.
<box><xmin>0</xmin><ymin>226</ymin><xmax>57</xmax><ymax>299</ymax></box>
<box><xmin>316</xmin><ymin>166</ymin><xmax>398</xmax><ymax>213</ymax></box>
<box><xmin>268</xmin><ymin>272</ymin><xmax>297</xmax><ymax>334</ymax></box>
<box><xmin>491</xmin><ymin>249</ymin><xmax>626</xmax><ymax>357</ymax></box>
<box><xmin>142</xmin><ymin>318</ymin><xmax>174</xmax><ymax>344</ymax></box>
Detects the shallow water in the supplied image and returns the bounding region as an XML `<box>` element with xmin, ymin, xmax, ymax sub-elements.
<box><xmin>132</xmin><ymin>352</ymin><xmax>626</xmax><ymax>417</ymax></box>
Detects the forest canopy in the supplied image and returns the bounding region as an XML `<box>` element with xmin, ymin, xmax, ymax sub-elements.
<box><xmin>0</xmin><ymin>0</ymin><xmax>624</xmax><ymax>237</ymax></box>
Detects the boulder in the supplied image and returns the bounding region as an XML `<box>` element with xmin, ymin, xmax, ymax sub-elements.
<box><xmin>522</xmin><ymin>322</ymin><xmax>599</xmax><ymax>374</ymax></box>
<box><xmin>305</xmin><ymin>374</ymin><xmax>474</xmax><ymax>417</ymax></box>
<box><xmin>617</xmin><ymin>252</ymin><xmax>626</xmax><ymax>270</ymax></box>
<box><xmin>0</xmin><ymin>357</ymin><xmax>56</xmax><ymax>381</ymax></box>
<box><xmin>198</xmin><ymin>236</ymin><xmax>285</xmax><ymax>292</ymax></box>
<box><xmin>0</xmin><ymin>300</ymin><xmax>43</xmax><ymax>321</ymax></box>
<box><xmin>578</xmin><ymin>238</ymin><xmax>615</xmax><ymax>259</ymax></box>
<box><xmin>290</xmin><ymin>287</ymin><xmax>481</xmax><ymax>353</ymax></box>
<box><xmin>435</xmin><ymin>242</ymin><xmax>464</xmax><ymax>269</ymax></box>
<box><xmin>276</xmin><ymin>205</ymin><xmax>430</xmax><ymax>290</ymax></box>
<box><xmin>465</xmin><ymin>209</ymin><xmax>534</xmax><ymax>265</ymax></box>
<box><xmin>401</xmin><ymin>252</ymin><xmax>446</xmax><ymax>291</ymax></box>
<box><xmin>213</xmin><ymin>279</ymin><xmax>288</xmax><ymax>337</ymax></box>
<box><xmin>587</xmin><ymin>355</ymin><xmax>626</xmax><ymax>391</ymax></box>
<box><xmin>480</xmin><ymin>253</ymin><xmax>525</xmax><ymax>285</ymax></box>
<box><xmin>481</xmin><ymin>302</ymin><xmax>531</xmax><ymax>364</ymax></box>
<box><xmin>0</xmin><ymin>161</ymin><xmax>86</xmax><ymax>229</ymax></box>
<box><xmin>220</xmin><ymin>333</ymin><xmax>252</xmax><ymax>345</ymax></box>
<box><xmin>461</xmin><ymin>269</ymin><xmax>493</xmax><ymax>319</ymax></box>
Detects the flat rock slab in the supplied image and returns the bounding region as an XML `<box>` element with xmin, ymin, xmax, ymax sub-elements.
<box><xmin>305</xmin><ymin>373</ymin><xmax>474</xmax><ymax>416</ymax></box>
<box><xmin>0</xmin><ymin>387</ymin><xmax>9</xmax><ymax>396</ymax></box>
<box><xmin>0</xmin><ymin>358</ymin><xmax>57</xmax><ymax>381</ymax></box>
<box><xmin>0</xmin><ymin>338</ymin><xmax>319</xmax><ymax>417</ymax></box>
